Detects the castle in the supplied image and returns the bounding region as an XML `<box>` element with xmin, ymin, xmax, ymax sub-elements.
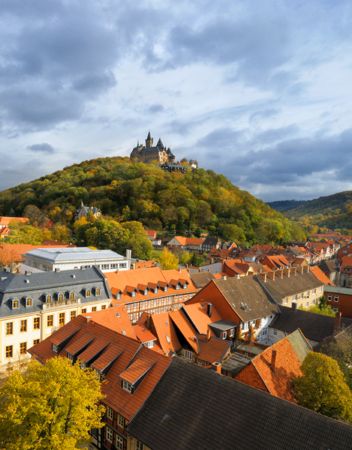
<box><xmin>130</xmin><ymin>132</ymin><xmax>176</xmax><ymax>165</ymax></box>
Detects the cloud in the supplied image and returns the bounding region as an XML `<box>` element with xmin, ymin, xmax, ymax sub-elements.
<box><xmin>27</xmin><ymin>143</ymin><xmax>56</xmax><ymax>154</ymax></box>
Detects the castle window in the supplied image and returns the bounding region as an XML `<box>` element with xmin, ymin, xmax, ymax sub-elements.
<box><xmin>12</xmin><ymin>298</ymin><xmax>19</xmax><ymax>309</ymax></box>
<box><xmin>26</xmin><ymin>297</ymin><xmax>33</xmax><ymax>307</ymax></box>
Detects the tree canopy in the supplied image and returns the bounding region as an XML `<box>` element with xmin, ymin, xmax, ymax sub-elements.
<box><xmin>0</xmin><ymin>357</ymin><xmax>105</xmax><ymax>450</ymax></box>
<box><xmin>293</xmin><ymin>352</ymin><xmax>352</xmax><ymax>423</ymax></box>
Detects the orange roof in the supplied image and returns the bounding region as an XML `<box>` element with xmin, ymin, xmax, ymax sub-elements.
<box><xmin>120</xmin><ymin>359</ymin><xmax>153</xmax><ymax>384</ymax></box>
<box><xmin>310</xmin><ymin>266</ymin><xmax>334</xmax><ymax>286</ymax></box>
<box><xmin>197</xmin><ymin>337</ymin><xmax>231</xmax><ymax>364</ymax></box>
<box><xmin>150</xmin><ymin>312</ymin><xmax>182</xmax><ymax>355</ymax></box>
<box><xmin>173</xmin><ymin>236</ymin><xmax>205</xmax><ymax>246</ymax></box>
<box><xmin>83</xmin><ymin>306</ymin><xmax>136</xmax><ymax>340</ymax></box>
<box><xmin>29</xmin><ymin>316</ymin><xmax>170</xmax><ymax>421</ymax></box>
<box><xmin>134</xmin><ymin>313</ymin><xmax>158</xmax><ymax>343</ymax></box>
<box><xmin>0</xmin><ymin>216</ymin><xmax>29</xmax><ymax>226</ymax></box>
<box><xmin>134</xmin><ymin>260</ymin><xmax>157</xmax><ymax>269</ymax></box>
<box><xmin>0</xmin><ymin>243</ymin><xmax>71</xmax><ymax>264</ymax></box>
<box><xmin>341</xmin><ymin>256</ymin><xmax>352</xmax><ymax>271</ymax></box>
<box><xmin>169</xmin><ymin>309</ymin><xmax>198</xmax><ymax>353</ymax></box>
<box><xmin>182</xmin><ymin>302</ymin><xmax>222</xmax><ymax>335</ymax></box>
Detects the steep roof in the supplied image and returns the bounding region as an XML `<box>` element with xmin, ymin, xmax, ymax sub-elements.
<box><xmin>190</xmin><ymin>271</ymin><xmax>215</xmax><ymax>289</ymax></box>
<box><xmin>151</xmin><ymin>312</ymin><xmax>182</xmax><ymax>355</ymax></box>
<box><xmin>29</xmin><ymin>316</ymin><xmax>170</xmax><ymax>421</ymax></box>
<box><xmin>310</xmin><ymin>265</ymin><xmax>334</xmax><ymax>286</ymax></box>
<box><xmin>270</xmin><ymin>306</ymin><xmax>352</xmax><ymax>343</ymax></box>
<box><xmin>127</xmin><ymin>358</ymin><xmax>352</xmax><ymax>450</ymax></box>
<box><xmin>83</xmin><ymin>305</ymin><xmax>136</xmax><ymax>340</ymax></box>
<box><xmin>213</xmin><ymin>276</ymin><xmax>278</xmax><ymax>322</ymax></box>
<box><xmin>182</xmin><ymin>302</ymin><xmax>222</xmax><ymax>335</ymax></box>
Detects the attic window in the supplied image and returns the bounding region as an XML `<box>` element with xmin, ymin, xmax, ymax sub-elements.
<box><xmin>163</xmin><ymin>286</ymin><xmax>168</xmax><ymax>292</ymax></box>
<box><xmin>26</xmin><ymin>297</ymin><xmax>33</xmax><ymax>307</ymax></box>
<box><xmin>86</xmin><ymin>289</ymin><xmax>91</xmax><ymax>297</ymax></box>
<box><xmin>131</xmin><ymin>291</ymin><xmax>136</xmax><ymax>298</ymax></box>
<box><xmin>153</xmin><ymin>288</ymin><xmax>158</xmax><ymax>294</ymax></box>
<box><xmin>122</xmin><ymin>380</ymin><xmax>134</xmax><ymax>393</ymax></box>
<box><xmin>57</xmin><ymin>293</ymin><xmax>64</xmax><ymax>303</ymax></box>
<box><xmin>46</xmin><ymin>294</ymin><xmax>52</xmax><ymax>304</ymax></box>
<box><xmin>52</xmin><ymin>344</ymin><xmax>59</xmax><ymax>354</ymax></box>
<box><xmin>12</xmin><ymin>298</ymin><xmax>19</xmax><ymax>309</ymax></box>
<box><xmin>69</xmin><ymin>292</ymin><xmax>75</xmax><ymax>301</ymax></box>
<box><xmin>95</xmin><ymin>287</ymin><xmax>101</xmax><ymax>296</ymax></box>
<box><xmin>144</xmin><ymin>289</ymin><xmax>148</xmax><ymax>296</ymax></box>
<box><xmin>116</xmin><ymin>291</ymin><xmax>121</xmax><ymax>300</ymax></box>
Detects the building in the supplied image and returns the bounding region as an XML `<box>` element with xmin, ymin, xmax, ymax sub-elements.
<box><xmin>201</xmin><ymin>236</ymin><xmax>221</xmax><ymax>253</ymax></box>
<box><xmin>127</xmin><ymin>358</ymin><xmax>352</xmax><ymax>450</ymax></box>
<box><xmin>234</xmin><ymin>330</ymin><xmax>311</xmax><ymax>402</ymax></box>
<box><xmin>105</xmin><ymin>267</ymin><xmax>197</xmax><ymax>323</ymax></box>
<box><xmin>338</xmin><ymin>256</ymin><xmax>352</xmax><ymax>287</ymax></box>
<box><xmin>324</xmin><ymin>285</ymin><xmax>352</xmax><ymax>318</ymax></box>
<box><xmin>75</xmin><ymin>201</ymin><xmax>102</xmax><ymax>220</ymax></box>
<box><xmin>24</xmin><ymin>247</ymin><xmax>131</xmax><ymax>273</ymax></box>
<box><xmin>130</xmin><ymin>132</ymin><xmax>175</xmax><ymax>165</ymax></box>
<box><xmin>29</xmin><ymin>315</ymin><xmax>170</xmax><ymax>450</ymax></box>
<box><xmin>0</xmin><ymin>216</ymin><xmax>29</xmax><ymax>229</ymax></box>
<box><xmin>268</xmin><ymin>304</ymin><xmax>352</xmax><ymax>348</ymax></box>
<box><xmin>167</xmin><ymin>236</ymin><xmax>205</xmax><ymax>252</ymax></box>
<box><xmin>0</xmin><ymin>267</ymin><xmax>111</xmax><ymax>372</ymax></box>
<box><xmin>256</xmin><ymin>267</ymin><xmax>324</xmax><ymax>308</ymax></box>
<box><xmin>186</xmin><ymin>276</ymin><xmax>279</xmax><ymax>343</ymax></box>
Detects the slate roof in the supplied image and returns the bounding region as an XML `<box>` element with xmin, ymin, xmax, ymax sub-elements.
<box><xmin>190</xmin><ymin>271</ymin><xmax>215</xmax><ymax>289</ymax></box>
<box><xmin>127</xmin><ymin>358</ymin><xmax>352</xmax><ymax>450</ymax></box>
<box><xmin>214</xmin><ymin>276</ymin><xmax>278</xmax><ymax>322</ymax></box>
<box><xmin>270</xmin><ymin>306</ymin><xmax>352</xmax><ymax>343</ymax></box>
<box><xmin>256</xmin><ymin>271</ymin><xmax>323</xmax><ymax>302</ymax></box>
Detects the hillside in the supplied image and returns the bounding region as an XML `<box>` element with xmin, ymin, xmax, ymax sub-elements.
<box><xmin>0</xmin><ymin>157</ymin><xmax>305</xmax><ymax>244</ymax></box>
<box><xmin>268</xmin><ymin>200</ymin><xmax>307</xmax><ymax>212</ymax></box>
<box><xmin>285</xmin><ymin>191</ymin><xmax>352</xmax><ymax>230</ymax></box>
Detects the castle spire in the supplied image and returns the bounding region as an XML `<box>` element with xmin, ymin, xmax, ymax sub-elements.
<box><xmin>145</xmin><ymin>131</ymin><xmax>153</xmax><ymax>148</ymax></box>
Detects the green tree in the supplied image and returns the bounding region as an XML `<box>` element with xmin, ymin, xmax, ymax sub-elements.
<box><xmin>158</xmin><ymin>248</ymin><xmax>179</xmax><ymax>270</ymax></box>
<box><xmin>0</xmin><ymin>357</ymin><xmax>105</xmax><ymax>450</ymax></box>
<box><xmin>293</xmin><ymin>352</ymin><xmax>352</xmax><ymax>423</ymax></box>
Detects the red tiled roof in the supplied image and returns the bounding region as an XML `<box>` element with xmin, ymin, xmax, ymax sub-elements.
<box><xmin>0</xmin><ymin>243</ymin><xmax>72</xmax><ymax>264</ymax></box>
<box><xmin>120</xmin><ymin>359</ymin><xmax>153</xmax><ymax>384</ymax></box>
<box><xmin>310</xmin><ymin>266</ymin><xmax>334</xmax><ymax>286</ymax></box>
<box><xmin>83</xmin><ymin>306</ymin><xmax>136</xmax><ymax>340</ymax></box>
<box><xmin>197</xmin><ymin>337</ymin><xmax>231</xmax><ymax>364</ymax></box>
<box><xmin>169</xmin><ymin>309</ymin><xmax>198</xmax><ymax>353</ymax></box>
<box><xmin>150</xmin><ymin>312</ymin><xmax>182</xmax><ymax>355</ymax></box>
<box><xmin>182</xmin><ymin>302</ymin><xmax>222</xmax><ymax>335</ymax></box>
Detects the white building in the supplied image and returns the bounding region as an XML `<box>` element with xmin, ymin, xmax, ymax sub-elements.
<box><xmin>24</xmin><ymin>247</ymin><xmax>132</xmax><ymax>273</ymax></box>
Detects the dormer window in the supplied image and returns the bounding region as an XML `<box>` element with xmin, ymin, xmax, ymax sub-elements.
<box><xmin>154</xmin><ymin>288</ymin><xmax>158</xmax><ymax>294</ymax></box>
<box><xmin>57</xmin><ymin>293</ymin><xmax>64</xmax><ymax>303</ymax></box>
<box><xmin>69</xmin><ymin>292</ymin><xmax>75</xmax><ymax>301</ymax></box>
<box><xmin>163</xmin><ymin>286</ymin><xmax>168</xmax><ymax>292</ymax></box>
<box><xmin>116</xmin><ymin>292</ymin><xmax>121</xmax><ymax>300</ymax></box>
<box><xmin>122</xmin><ymin>380</ymin><xmax>133</xmax><ymax>393</ymax></box>
<box><xmin>52</xmin><ymin>344</ymin><xmax>59</xmax><ymax>354</ymax></box>
<box><xmin>95</xmin><ymin>287</ymin><xmax>101</xmax><ymax>296</ymax></box>
<box><xmin>12</xmin><ymin>298</ymin><xmax>19</xmax><ymax>309</ymax></box>
<box><xmin>144</xmin><ymin>289</ymin><xmax>148</xmax><ymax>296</ymax></box>
<box><xmin>46</xmin><ymin>294</ymin><xmax>52</xmax><ymax>304</ymax></box>
<box><xmin>86</xmin><ymin>289</ymin><xmax>91</xmax><ymax>297</ymax></box>
<box><xmin>26</xmin><ymin>297</ymin><xmax>33</xmax><ymax>307</ymax></box>
<box><xmin>131</xmin><ymin>291</ymin><xmax>136</xmax><ymax>298</ymax></box>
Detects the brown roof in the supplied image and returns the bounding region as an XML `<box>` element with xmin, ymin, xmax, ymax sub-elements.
<box><xmin>214</xmin><ymin>277</ymin><xmax>278</xmax><ymax>322</ymax></box>
<box><xmin>197</xmin><ymin>337</ymin><xmax>231</xmax><ymax>364</ymax></box>
<box><xmin>29</xmin><ymin>316</ymin><xmax>170</xmax><ymax>421</ymax></box>
<box><xmin>120</xmin><ymin>359</ymin><xmax>154</xmax><ymax>384</ymax></box>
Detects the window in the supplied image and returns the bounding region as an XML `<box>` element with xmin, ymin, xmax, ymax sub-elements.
<box><xmin>12</xmin><ymin>298</ymin><xmax>19</xmax><ymax>309</ymax></box>
<box><xmin>33</xmin><ymin>318</ymin><xmax>40</xmax><ymax>329</ymax></box>
<box><xmin>33</xmin><ymin>339</ymin><xmax>40</xmax><ymax>345</ymax></box>
<box><xmin>101</xmin><ymin>305</ymin><xmax>106</xmax><ymax>310</ymax></box>
<box><xmin>221</xmin><ymin>331</ymin><xmax>227</xmax><ymax>339</ymax></box>
<box><xmin>102</xmin><ymin>264</ymin><xmax>109</xmax><ymax>270</ymax></box>
<box><xmin>6</xmin><ymin>345</ymin><xmax>13</xmax><ymax>358</ymax></box>
<box><xmin>117</xmin><ymin>414</ymin><xmax>125</xmax><ymax>428</ymax></box>
<box><xmin>57</xmin><ymin>293</ymin><xmax>64</xmax><ymax>303</ymax></box>
<box><xmin>86</xmin><ymin>289</ymin><xmax>91</xmax><ymax>297</ymax></box>
<box><xmin>20</xmin><ymin>319</ymin><xmax>27</xmax><ymax>332</ymax></box>
<box><xmin>46</xmin><ymin>294</ymin><xmax>52</xmax><ymax>304</ymax></box>
<box><xmin>334</xmin><ymin>296</ymin><xmax>339</xmax><ymax>302</ymax></box>
<box><xmin>95</xmin><ymin>287</ymin><xmax>101</xmax><ymax>296</ymax></box>
<box><xmin>47</xmin><ymin>315</ymin><xmax>54</xmax><ymax>327</ymax></box>
<box><xmin>69</xmin><ymin>292</ymin><xmax>75</xmax><ymax>301</ymax></box>
<box><xmin>70</xmin><ymin>311</ymin><xmax>76</xmax><ymax>320</ymax></box>
<box><xmin>81</xmin><ymin>308</ymin><xmax>87</xmax><ymax>314</ymax></box>
<box><xmin>59</xmin><ymin>313</ymin><xmax>65</xmax><ymax>326</ymax></box>
<box><xmin>20</xmin><ymin>342</ymin><xmax>27</xmax><ymax>355</ymax></box>
<box><xmin>328</xmin><ymin>295</ymin><xmax>332</xmax><ymax>301</ymax></box>
<box><xmin>52</xmin><ymin>344</ymin><xmax>59</xmax><ymax>353</ymax></box>
<box><xmin>6</xmin><ymin>322</ymin><xmax>13</xmax><ymax>335</ymax></box>
<box><xmin>105</xmin><ymin>427</ymin><xmax>113</xmax><ymax>443</ymax></box>
<box><xmin>26</xmin><ymin>297</ymin><xmax>33</xmax><ymax>307</ymax></box>
<box><xmin>136</xmin><ymin>441</ymin><xmax>144</xmax><ymax>450</ymax></box>
<box><xmin>115</xmin><ymin>434</ymin><xmax>124</xmax><ymax>450</ymax></box>
<box><xmin>122</xmin><ymin>380</ymin><xmax>133</xmax><ymax>393</ymax></box>
<box><xmin>92</xmin><ymin>306</ymin><xmax>97</xmax><ymax>312</ymax></box>
<box><xmin>107</xmin><ymin>407</ymin><xmax>113</xmax><ymax>420</ymax></box>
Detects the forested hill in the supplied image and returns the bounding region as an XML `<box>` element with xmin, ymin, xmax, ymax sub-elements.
<box><xmin>0</xmin><ymin>157</ymin><xmax>305</xmax><ymax>244</ymax></box>
<box><xmin>268</xmin><ymin>200</ymin><xmax>307</xmax><ymax>212</ymax></box>
<box><xmin>285</xmin><ymin>191</ymin><xmax>352</xmax><ymax>230</ymax></box>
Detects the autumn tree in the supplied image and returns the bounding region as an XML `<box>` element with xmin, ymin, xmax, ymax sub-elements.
<box><xmin>158</xmin><ymin>247</ymin><xmax>179</xmax><ymax>270</ymax></box>
<box><xmin>293</xmin><ymin>352</ymin><xmax>352</xmax><ymax>423</ymax></box>
<box><xmin>0</xmin><ymin>357</ymin><xmax>105</xmax><ymax>450</ymax></box>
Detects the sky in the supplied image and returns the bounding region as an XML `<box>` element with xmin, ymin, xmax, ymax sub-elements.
<box><xmin>0</xmin><ymin>0</ymin><xmax>352</xmax><ymax>201</ymax></box>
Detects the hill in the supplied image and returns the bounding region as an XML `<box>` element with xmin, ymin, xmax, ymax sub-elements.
<box><xmin>0</xmin><ymin>157</ymin><xmax>305</xmax><ymax>244</ymax></box>
<box><xmin>268</xmin><ymin>200</ymin><xmax>307</xmax><ymax>212</ymax></box>
<box><xmin>285</xmin><ymin>191</ymin><xmax>352</xmax><ymax>230</ymax></box>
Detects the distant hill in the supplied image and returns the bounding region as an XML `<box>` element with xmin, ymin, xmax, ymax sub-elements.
<box><xmin>284</xmin><ymin>191</ymin><xmax>352</xmax><ymax>230</ymax></box>
<box><xmin>0</xmin><ymin>156</ymin><xmax>305</xmax><ymax>244</ymax></box>
<box><xmin>268</xmin><ymin>200</ymin><xmax>308</xmax><ymax>212</ymax></box>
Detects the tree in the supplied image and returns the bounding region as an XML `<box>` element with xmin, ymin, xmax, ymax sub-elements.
<box><xmin>293</xmin><ymin>352</ymin><xmax>352</xmax><ymax>423</ymax></box>
<box><xmin>0</xmin><ymin>357</ymin><xmax>105</xmax><ymax>450</ymax></box>
<box><xmin>158</xmin><ymin>248</ymin><xmax>179</xmax><ymax>270</ymax></box>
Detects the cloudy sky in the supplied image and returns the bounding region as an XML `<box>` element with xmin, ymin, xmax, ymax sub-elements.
<box><xmin>0</xmin><ymin>0</ymin><xmax>351</xmax><ymax>201</ymax></box>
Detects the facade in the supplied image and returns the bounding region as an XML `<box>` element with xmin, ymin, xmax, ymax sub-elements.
<box><xmin>0</xmin><ymin>267</ymin><xmax>111</xmax><ymax>372</ymax></box>
<box><xmin>167</xmin><ymin>236</ymin><xmax>205</xmax><ymax>252</ymax></box>
<box><xmin>105</xmin><ymin>267</ymin><xmax>197</xmax><ymax>323</ymax></box>
<box><xmin>130</xmin><ymin>132</ymin><xmax>175</xmax><ymax>165</ymax></box>
<box><xmin>337</xmin><ymin>256</ymin><xmax>352</xmax><ymax>287</ymax></box>
<box><xmin>201</xmin><ymin>236</ymin><xmax>221</xmax><ymax>253</ymax></box>
<box><xmin>325</xmin><ymin>285</ymin><xmax>352</xmax><ymax>318</ymax></box>
<box><xmin>24</xmin><ymin>247</ymin><xmax>131</xmax><ymax>273</ymax></box>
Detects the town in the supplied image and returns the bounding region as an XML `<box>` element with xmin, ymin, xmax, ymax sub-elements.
<box><xmin>1</xmin><ymin>207</ymin><xmax>352</xmax><ymax>448</ymax></box>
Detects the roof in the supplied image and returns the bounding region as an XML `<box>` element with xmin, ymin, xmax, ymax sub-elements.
<box><xmin>0</xmin><ymin>216</ymin><xmax>29</xmax><ymax>226</ymax></box>
<box><xmin>182</xmin><ymin>302</ymin><xmax>222</xmax><ymax>334</ymax></box>
<box><xmin>310</xmin><ymin>265</ymin><xmax>334</xmax><ymax>286</ymax></box>
<box><xmin>0</xmin><ymin>243</ymin><xmax>71</xmax><ymax>264</ymax></box>
<box><xmin>170</xmin><ymin>236</ymin><xmax>205</xmax><ymax>246</ymax></box>
<box><xmin>213</xmin><ymin>276</ymin><xmax>278</xmax><ymax>322</ymax></box>
<box><xmin>83</xmin><ymin>306</ymin><xmax>136</xmax><ymax>340</ymax></box>
<box><xmin>169</xmin><ymin>309</ymin><xmax>198</xmax><ymax>353</ymax></box>
<box><xmin>270</xmin><ymin>306</ymin><xmax>352</xmax><ymax>343</ymax></box>
<box><xmin>257</xmin><ymin>270</ymin><xmax>323</xmax><ymax>302</ymax></box>
<box><xmin>127</xmin><ymin>358</ymin><xmax>352</xmax><ymax>450</ymax></box>
<box><xmin>324</xmin><ymin>285</ymin><xmax>352</xmax><ymax>295</ymax></box>
<box><xmin>151</xmin><ymin>312</ymin><xmax>182</xmax><ymax>355</ymax></box>
<box><xmin>190</xmin><ymin>271</ymin><xmax>215</xmax><ymax>289</ymax></box>
<box><xmin>341</xmin><ymin>256</ymin><xmax>352</xmax><ymax>271</ymax></box>
<box><xmin>197</xmin><ymin>337</ymin><xmax>231</xmax><ymax>364</ymax></box>
<box><xmin>29</xmin><ymin>316</ymin><xmax>170</xmax><ymax>421</ymax></box>
<box><xmin>120</xmin><ymin>359</ymin><xmax>154</xmax><ymax>385</ymax></box>
<box><xmin>25</xmin><ymin>247</ymin><xmax>124</xmax><ymax>263</ymax></box>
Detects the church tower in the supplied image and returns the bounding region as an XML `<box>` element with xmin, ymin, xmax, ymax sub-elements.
<box><xmin>145</xmin><ymin>131</ymin><xmax>153</xmax><ymax>148</ymax></box>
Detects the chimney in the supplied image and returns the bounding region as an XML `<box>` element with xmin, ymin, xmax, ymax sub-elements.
<box><xmin>126</xmin><ymin>249</ymin><xmax>132</xmax><ymax>260</ymax></box>
<box><xmin>262</xmin><ymin>272</ymin><xmax>267</xmax><ymax>283</ymax></box>
<box><xmin>334</xmin><ymin>312</ymin><xmax>342</xmax><ymax>332</ymax></box>
<box><xmin>291</xmin><ymin>302</ymin><xmax>297</xmax><ymax>311</ymax></box>
<box><xmin>280</xmin><ymin>269</ymin><xmax>284</xmax><ymax>279</ymax></box>
<box><xmin>271</xmin><ymin>350</ymin><xmax>277</xmax><ymax>370</ymax></box>
<box><xmin>213</xmin><ymin>362</ymin><xmax>222</xmax><ymax>374</ymax></box>
<box><xmin>287</xmin><ymin>268</ymin><xmax>291</xmax><ymax>278</ymax></box>
<box><xmin>301</xmin><ymin>265</ymin><xmax>304</xmax><ymax>274</ymax></box>
<box><xmin>207</xmin><ymin>303</ymin><xmax>213</xmax><ymax>318</ymax></box>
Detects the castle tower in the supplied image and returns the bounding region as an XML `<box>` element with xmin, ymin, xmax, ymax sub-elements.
<box><xmin>156</xmin><ymin>138</ymin><xmax>164</xmax><ymax>149</ymax></box>
<box><xmin>145</xmin><ymin>131</ymin><xmax>153</xmax><ymax>148</ymax></box>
